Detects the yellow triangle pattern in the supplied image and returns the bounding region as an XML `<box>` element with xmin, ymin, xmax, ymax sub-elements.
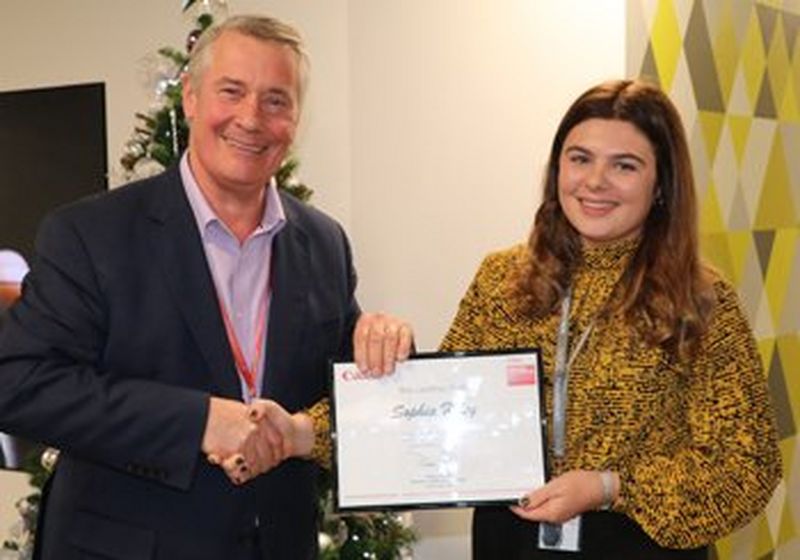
<box><xmin>650</xmin><ymin>0</ymin><xmax>682</xmax><ymax>90</ymax></box>
<box><xmin>727</xmin><ymin>230</ymin><xmax>754</xmax><ymax>284</ymax></box>
<box><xmin>768</xmin><ymin>16</ymin><xmax>791</xmax><ymax>107</ymax></box>
<box><xmin>778</xmin><ymin>497</ymin><xmax>797</xmax><ymax>546</ymax></box>
<box><xmin>741</xmin><ymin>8</ymin><xmax>768</xmax><ymax>107</ymax></box>
<box><xmin>777</xmin><ymin>334</ymin><xmax>800</xmax><ymax>427</ymax></box>
<box><xmin>754</xmin><ymin>132</ymin><xmax>796</xmax><ymax>228</ymax></box>
<box><xmin>699</xmin><ymin>180</ymin><xmax>726</xmax><ymax>233</ymax></box>
<box><xmin>700</xmin><ymin>232</ymin><xmax>735</xmax><ymax>279</ymax></box>
<box><xmin>756</xmin><ymin>333</ymin><xmax>775</xmax><ymax>375</ymax></box>
<box><xmin>713</xmin><ymin>2</ymin><xmax>740</xmax><ymax>106</ymax></box>
<box><xmin>698</xmin><ymin>111</ymin><xmax>725</xmax><ymax>161</ymax></box>
<box><xmin>793</xmin><ymin>36</ymin><xmax>800</xmax><ymax>114</ymax></box>
<box><xmin>764</xmin><ymin>228</ymin><xmax>798</xmax><ymax>331</ymax></box>
<box><xmin>778</xmin><ymin>436</ymin><xmax>794</xmax><ymax>480</ymax></box>
<box><xmin>714</xmin><ymin>536</ymin><xmax>733</xmax><ymax>559</ymax></box>
<box><xmin>727</xmin><ymin>114</ymin><xmax>752</xmax><ymax>166</ymax></box>
<box><xmin>754</xmin><ymin>515</ymin><xmax>776</xmax><ymax>557</ymax></box>
<box><xmin>779</xmin><ymin>76</ymin><xmax>800</xmax><ymax>122</ymax></box>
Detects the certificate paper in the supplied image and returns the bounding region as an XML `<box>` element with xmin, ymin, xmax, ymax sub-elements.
<box><xmin>331</xmin><ymin>350</ymin><xmax>546</xmax><ymax>511</ymax></box>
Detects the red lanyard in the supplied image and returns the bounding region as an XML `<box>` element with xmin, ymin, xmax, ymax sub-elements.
<box><xmin>218</xmin><ymin>282</ymin><xmax>269</xmax><ymax>401</ymax></box>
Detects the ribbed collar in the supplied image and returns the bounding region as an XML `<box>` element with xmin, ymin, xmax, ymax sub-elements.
<box><xmin>580</xmin><ymin>238</ymin><xmax>640</xmax><ymax>270</ymax></box>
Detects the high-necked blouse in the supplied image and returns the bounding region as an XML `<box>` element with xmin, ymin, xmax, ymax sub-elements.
<box><xmin>440</xmin><ymin>240</ymin><xmax>781</xmax><ymax>549</ymax></box>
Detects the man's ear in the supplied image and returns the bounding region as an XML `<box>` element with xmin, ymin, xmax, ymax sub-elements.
<box><xmin>181</xmin><ymin>73</ymin><xmax>196</xmax><ymax>122</ymax></box>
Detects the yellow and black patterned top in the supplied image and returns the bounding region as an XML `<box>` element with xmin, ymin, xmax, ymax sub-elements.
<box><xmin>305</xmin><ymin>398</ymin><xmax>332</xmax><ymax>470</ymax></box>
<box><xmin>440</xmin><ymin>239</ymin><xmax>781</xmax><ymax>549</ymax></box>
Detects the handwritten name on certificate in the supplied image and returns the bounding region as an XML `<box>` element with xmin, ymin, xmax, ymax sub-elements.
<box><xmin>331</xmin><ymin>351</ymin><xmax>546</xmax><ymax>511</ymax></box>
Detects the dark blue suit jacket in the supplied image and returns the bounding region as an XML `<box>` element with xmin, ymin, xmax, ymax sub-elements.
<box><xmin>0</xmin><ymin>166</ymin><xmax>359</xmax><ymax>559</ymax></box>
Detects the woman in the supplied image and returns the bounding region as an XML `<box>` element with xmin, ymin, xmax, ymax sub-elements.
<box><xmin>441</xmin><ymin>80</ymin><xmax>781</xmax><ymax>559</ymax></box>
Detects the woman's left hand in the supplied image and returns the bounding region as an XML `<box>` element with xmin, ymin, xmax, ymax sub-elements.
<box><xmin>511</xmin><ymin>470</ymin><xmax>614</xmax><ymax>524</ymax></box>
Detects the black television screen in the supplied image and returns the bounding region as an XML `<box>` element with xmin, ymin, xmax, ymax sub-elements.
<box><xmin>0</xmin><ymin>82</ymin><xmax>106</xmax><ymax>471</ymax></box>
<box><xmin>0</xmin><ymin>82</ymin><xmax>108</xmax><ymax>263</ymax></box>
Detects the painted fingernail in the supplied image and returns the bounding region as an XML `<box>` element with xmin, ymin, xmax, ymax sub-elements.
<box><xmin>518</xmin><ymin>496</ymin><xmax>530</xmax><ymax>508</ymax></box>
<box><xmin>235</xmin><ymin>456</ymin><xmax>245</xmax><ymax>466</ymax></box>
<box><xmin>249</xmin><ymin>409</ymin><xmax>258</xmax><ymax>419</ymax></box>
<box><xmin>239</xmin><ymin>464</ymin><xmax>248</xmax><ymax>473</ymax></box>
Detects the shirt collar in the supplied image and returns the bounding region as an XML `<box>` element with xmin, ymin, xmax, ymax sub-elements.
<box><xmin>179</xmin><ymin>152</ymin><xmax>286</xmax><ymax>238</ymax></box>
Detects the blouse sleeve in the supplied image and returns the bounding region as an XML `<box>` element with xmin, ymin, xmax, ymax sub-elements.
<box><xmin>439</xmin><ymin>249</ymin><xmax>519</xmax><ymax>352</ymax></box>
<box><xmin>615</xmin><ymin>279</ymin><xmax>782</xmax><ymax>548</ymax></box>
<box><xmin>305</xmin><ymin>397</ymin><xmax>332</xmax><ymax>469</ymax></box>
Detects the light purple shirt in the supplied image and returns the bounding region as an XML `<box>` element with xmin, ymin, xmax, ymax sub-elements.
<box><xmin>180</xmin><ymin>153</ymin><xmax>286</xmax><ymax>401</ymax></box>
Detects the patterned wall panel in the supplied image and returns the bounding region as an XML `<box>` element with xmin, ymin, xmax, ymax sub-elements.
<box><xmin>627</xmin><ymin>1</ymin><xmax>800</xmax><ymax>558</ymax></box>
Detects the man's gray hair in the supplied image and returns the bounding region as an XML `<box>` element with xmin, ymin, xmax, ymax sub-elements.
<box><xmin>186</xmin><ymin>15</ymin><xmax>309</xmax><ymax>103</ymax></box>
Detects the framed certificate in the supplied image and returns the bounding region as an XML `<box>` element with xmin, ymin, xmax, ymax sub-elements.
<box><xmin>330</xmin><ymin>349</ymin><xmax>546</xmax><ymax>511</ymax></box>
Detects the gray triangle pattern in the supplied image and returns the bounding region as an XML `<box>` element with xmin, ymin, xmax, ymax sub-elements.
<box><xmin>767</xmin><ymin>347</ymin><xmax>796</xmax><ymax>440</ymax></box>
<box><xmin>779</xmin><ymin>240</ymin><xmax>800</xmax><ymax>334</ymax></box>
<box><xmin>756</xmin><ymin>3</ymin><xmax>778</xmax><ymax>53</ymax></box>
<box><xmin>684</xmin><ymin>0</ymin><xmax>725</xmax><ymax>111</ymax></box>
<box><xmin>640</xmin><ymin>40</ymin><xmax>661</xmax><ymax>86</ymax></box>
<box><xmin>779</xmin><ymin>122</ymin><xmax>800</xmax><ymax>213</ymax></box>
<box><xmin>755</xmin><ymin>73</ymin><xmax>778</xmax><ymax>118</ymax></box>
<box><xmin>753</xmin><ymin>230</ymin><xmax>776</xmax><ymax>276</ymax></box>
<box><xmin>781</xmin><ymin>11</ymin><xmax>800</xmax><ymax>57</ymax></box>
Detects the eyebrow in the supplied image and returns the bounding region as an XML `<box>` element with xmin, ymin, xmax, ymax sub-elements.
<box><xmin>213</xmin><ymin>77</ymin><xmax>293</xmax><ymax>99</ymax></box>
<box><xmin>213</xmin><ymin>77</ymin><xmax>245</xmax><ymax>88</ymax></box>
<box><xmin>563</xmin><ymin>145</ymin><xmax>648</xmax><ymax>166</ymax></box>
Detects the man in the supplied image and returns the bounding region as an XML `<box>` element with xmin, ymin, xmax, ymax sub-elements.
<box><xmin>0</xmin><ymin>15</ymin><xmax>410</xmax><ymax>560</ymax></box>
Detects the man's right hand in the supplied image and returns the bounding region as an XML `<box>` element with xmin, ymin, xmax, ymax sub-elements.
<box><xmin>201</xmin><ymin>396</ymin><xmax>284</xmax><ymax>484</ymax></box>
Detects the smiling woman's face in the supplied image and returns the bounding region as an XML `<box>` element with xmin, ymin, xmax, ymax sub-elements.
<box><xmin>557</xmin><ymin>118</ymin><xmax>658</xmax><ymax>247</ymax></box>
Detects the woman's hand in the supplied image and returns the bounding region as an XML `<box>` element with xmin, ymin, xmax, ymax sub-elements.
<box><xmin>214</xmin><ymin>399</ymin><xmax>315</xmax><ymax>485</ymax></box>
<box><xmin>511</xmin><ymin>470</ymin><xmax>618</xmax><ymax>524</ymax></box>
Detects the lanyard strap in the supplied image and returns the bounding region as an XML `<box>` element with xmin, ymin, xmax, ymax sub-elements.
<box><xmin>552</xmin><ymin>288</ymin><xmax>594</xmax><ymax>458</ymax></box>
<box><xmin>218</xmin><ymin>282</ymin><xmax>269</xmax><ymax>401</ymax></box>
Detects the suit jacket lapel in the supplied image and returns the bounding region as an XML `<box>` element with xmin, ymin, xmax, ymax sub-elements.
<box><xmin>144</xmin><ymin>168</ymin><xmax>241</xmax><ymax>399</ymax></box>
<box><xmin>263</xmin><ymin>203</ymin><xmax>310</xmax><ymax>398</ymax></box>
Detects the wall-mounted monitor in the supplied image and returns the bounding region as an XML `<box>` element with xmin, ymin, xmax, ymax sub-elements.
<box><xmin>0</xmin><ymin>81</ymin><xmax>107</xmax><ymax>471</ymax></box>
<box><xmin>0</xmin><ymin>82</ymin><xmax>108</xmax><ymax>263</ymax></box>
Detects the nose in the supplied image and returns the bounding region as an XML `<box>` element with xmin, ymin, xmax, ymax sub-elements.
<box><xmin>585</xmin><ymin>162</ymin><xmax>607</xmax><ymax>191</ymax></box>
<box><xmin>235</xmin><ymin>95</ymin><xmax>262</xmax><ymax>132</ymax></box>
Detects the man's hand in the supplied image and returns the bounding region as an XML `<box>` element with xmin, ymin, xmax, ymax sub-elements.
<box><xmin>208</xmin><ymin>398</ymin><xmax>316</xmax><ymax>485</ymax></box>
<box><xmin>247</xmin><ymin>399</ymin><xmax>315</xmax><ymax>460</ymax></box>
<box><xmin>201</xmin><ymin>396</ymin><xmax>283</xmax><ymax>485</ymax></box>
<box><xmin>353</xmin><ymin>312</ymin><xmax>413</xmax><ymax>375</ymax></box>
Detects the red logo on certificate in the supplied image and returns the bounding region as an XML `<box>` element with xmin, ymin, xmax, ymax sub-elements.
<box><xmin>506</xmin><ymin>362</ymin><xmax>536</xmax><ymax>386</ymax></box>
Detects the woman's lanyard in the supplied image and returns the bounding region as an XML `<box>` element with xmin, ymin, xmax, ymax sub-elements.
<box><xmin>217</xmin><ymin>280</ymin><xmax>270</xmax><ymax>402</ymax></box>
<box><xmin>552</xmin><ymin>287</ymin><xmax>595</xmax><ymax>458</ymax></box>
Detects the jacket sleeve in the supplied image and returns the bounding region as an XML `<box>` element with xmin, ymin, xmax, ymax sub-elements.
<box><xmin>615</xmin><ymin>280</ymin><xmax>782</xmax><ymax>548</ymax></box>
<box><xmin>0</xmin><ymin>209</ymin><xmax>209</xmax><ymax>491</ymax></box>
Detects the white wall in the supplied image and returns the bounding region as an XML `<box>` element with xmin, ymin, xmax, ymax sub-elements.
<box><xmin>349</xmin><ymin>0</ymin><xmax>627</xmax><ymax>348</ymax></box>
<box><xmin>348</xmin><ymin>2</ymin><xmax>626</xmax><ymax>556</ymax></box>
<box><xmin>0</xmin><ymin>1</ymin><xmax>625</xmax><ymax>556</ymax></box>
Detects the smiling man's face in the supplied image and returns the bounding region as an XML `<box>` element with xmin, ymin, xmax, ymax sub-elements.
<box><xmin>182</xmin><ymin>30</ymin><xmax>300</xmax><ymax>200</ymax></box>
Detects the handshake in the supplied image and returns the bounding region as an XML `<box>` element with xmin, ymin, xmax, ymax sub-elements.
<box><xmin>200</xmin><ymin>312</ymin><xmax>414</xmax><ymax>485</ymax></box>
<box><xmin>201</xmin><ymin>396</ymin><xmax>314</xmax><ymax>485</ymax></box>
